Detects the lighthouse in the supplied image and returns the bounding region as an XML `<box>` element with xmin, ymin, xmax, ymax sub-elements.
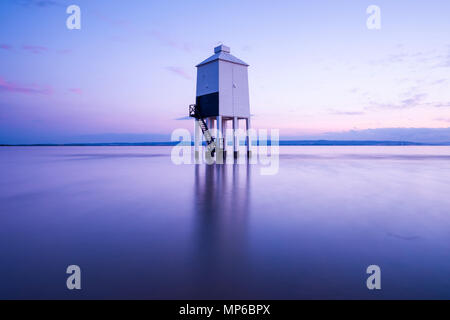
<box><xmin>189</xmin><ymin>45</ymin><xmax>251</xmax><ymax>158</ymax></box>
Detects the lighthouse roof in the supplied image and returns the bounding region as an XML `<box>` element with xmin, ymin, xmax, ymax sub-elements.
<box><xmin>196</xmin><ymin>45</ymin><xmax>249</xmax><ymax>67</ymax></box>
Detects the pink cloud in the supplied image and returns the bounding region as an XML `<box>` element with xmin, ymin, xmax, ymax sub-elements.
<box><xmin>0</xmin><ymin>77</ymin><xmax>53</xmax><ymax>95</ymax></box>
<box><xmin>22</xmin><ymin>45</ymin><xmax>48</xmax><ymax>54</ymax></box>
<box><xmin>16</xmin><ymin>0</ymin><xmax>62</xmax><ymax>7</ymax></box>
<box><xmin>68</xmin><ymin>88</ymin><xmax>83</xmax><ymax>95</ymax></box>
<box><xmin>94</xmin><ymin>12</ymin><xmax>130</xmax><ymax>28</ymax></box>
<box><xmin>165</xmin><ymin>66</ymin><xmax>192</xmax><ymax>80</ymax></box>
<box><xmin>57</xmin><ymin>49</ymin><xmax>72</xmax><ymax>55</ymax></box>
<box><xmin>150</xmin><ymin>31</ymin><xmax>192</xmax><ymax>53</ymax></box>
<box><xmin>0</xmin><ymin>44</ymin><xmax>13</xmax><ymax>51</ymax></box>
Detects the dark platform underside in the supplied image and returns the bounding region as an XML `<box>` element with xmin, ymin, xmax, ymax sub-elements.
<box><xmin>196</xmin><ymin>92</ymin><xmax>219</xmax><ymax>117</ymax></box>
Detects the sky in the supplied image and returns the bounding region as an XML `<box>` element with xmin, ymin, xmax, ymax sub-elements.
<box><xmin>0</xmin><ymin>0</ymin><xmax>449</xmax><ymax>144</ymax></box>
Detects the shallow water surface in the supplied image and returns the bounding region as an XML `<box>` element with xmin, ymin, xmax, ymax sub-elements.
<box><xmin>0</xmin><ymin>146</ymin><xmax>449</xmax><ymax>299</ymax></box>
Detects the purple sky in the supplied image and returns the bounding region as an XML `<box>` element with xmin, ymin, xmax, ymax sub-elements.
<box><xmin>0</xmin><ymin>0</ymin><xmax>449</xmax><ymax>143</ymax></box>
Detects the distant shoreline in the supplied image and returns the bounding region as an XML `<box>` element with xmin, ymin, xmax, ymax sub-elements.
<box><xmin>1</xmin><ymin>140</ymin><xmax>449</xmax><ymax>147</ymax></box>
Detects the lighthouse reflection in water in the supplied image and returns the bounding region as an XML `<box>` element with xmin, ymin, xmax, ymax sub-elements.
<box><xmin>1</xmin><ymin>146</ymin><xmax>450</xmax><ymax>299</ymax></box>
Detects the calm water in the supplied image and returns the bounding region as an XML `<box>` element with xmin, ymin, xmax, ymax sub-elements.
<box><xmin>0</xmin><ymin>146</ymin><xmax>449</xmax><ymax>299</ymax></box>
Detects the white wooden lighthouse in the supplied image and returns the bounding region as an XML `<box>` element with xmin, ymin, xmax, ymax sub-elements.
<box><xmin>190</xmin><ymin>44</ymin><xmax>251</xmax><ymax>158</ymax></box>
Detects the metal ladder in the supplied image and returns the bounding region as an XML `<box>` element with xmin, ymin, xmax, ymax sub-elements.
<box><xmin>189</xmin><ymin>104</ymin><xmax>216</xmax><ymax>156</ymax></box>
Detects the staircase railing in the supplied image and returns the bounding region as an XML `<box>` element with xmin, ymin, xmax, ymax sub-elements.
<box><xmin>189</xmin><ymin>104</ymin><xmax>216</xmax><ymax>155</ymax></box>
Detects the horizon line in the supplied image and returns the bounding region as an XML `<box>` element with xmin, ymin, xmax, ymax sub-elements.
<box><xmin>2</xmin><ymin>139</ymin><xmax>450</xmax><ymax>147</ymax></box>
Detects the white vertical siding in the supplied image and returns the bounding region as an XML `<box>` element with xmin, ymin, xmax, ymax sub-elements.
<box><xmin>218</xmin><ymin>61</ymin><xmax>250</xmax><ymax>117</ymax></box>
<box><xmin>231</xmin><ymin>63</ymin><xmax>250</xmax><ymax>117</ymax></box>
<box><xmin>196</xmin><ymin>62</ymin><xmax>219</xmax><ymax>96</ymax></box>
<box><xmin>218</xmin><ymin>61</ymin><xmax>233</xmax><ymax>116</ymax></box>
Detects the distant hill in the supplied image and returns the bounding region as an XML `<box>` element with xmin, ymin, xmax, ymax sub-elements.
<box><xmin>1</xmin><ymin>140</ymin><xmax>449</xmax><ymax>146</ymax></box>
<box><xmin>278</xmin><ymin>140</ymin><xmax>432</xmax><ymax>146</ymax></box>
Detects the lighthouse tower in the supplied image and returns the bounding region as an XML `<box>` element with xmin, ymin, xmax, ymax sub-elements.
<box><xmin>190</xmin><ymin>45</ymin><xmax>251</xmax><ymax>158</ymax></box>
